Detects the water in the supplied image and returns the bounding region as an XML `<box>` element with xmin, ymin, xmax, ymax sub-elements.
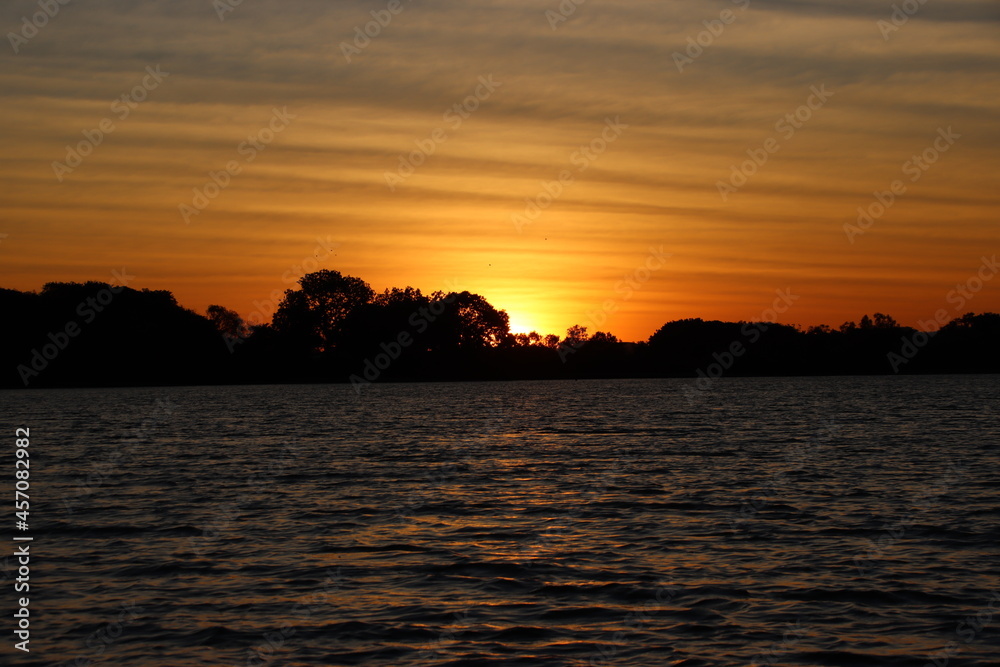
<box><xmin>2</xmin><ymin>376</ymin><xmax>999</xmax><ymax>666</ymax></box>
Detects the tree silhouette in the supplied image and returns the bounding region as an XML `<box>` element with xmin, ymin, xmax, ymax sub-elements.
<box><xmin>207</xmin><ymin>305</ymin><xmax>249</xmax><ymax>340</ymax></box>
<box><xmin>273</xmin><ymin>270</ymin><xmax>374</xmax><ymax>352</ymax></box>
<box><xmin>590</xmin><ymin>331</ymin><xmax>619</xmax><ymax>343</ymax></box>
<box><xmin>563</xmin><ymin>324</ymin><xmax>589</xmax><ymax>347</ymax></box>
<box><xmin>373</xmin><ymin>286</ymin><xmax>425</xmax><ymax>307</ymax></box>
<box><xmin>839</xmin><ymin>320</ymin><xmax>857</xmax><ymax>333</ymax></box>
<box><xmin>438</xmin><ymin>291</ymin><xmax>511</xmax><ymax>349</ymax></box>
<box><xmin>873</xmin><ymin>312</ymin><xmax>898</xmax><ymax>329</ymax></box>
<box><xmin>335</xmin><ymin>286</ymin><xmax>432</xmax><ymax>358</ymax></box>
<box><xmin>2</xmin><ymin>270</ymin><xmax>998</xmax><ymax>388</ymax></box>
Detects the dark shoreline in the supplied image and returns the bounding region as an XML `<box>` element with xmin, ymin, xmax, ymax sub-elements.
<box><xmin>5</xmin><ymin>371</ymin><xmax>998</xmax><ymax>392</ymax></box>
<box><xmin>4</xmin><ymin>280</ymin><xmax>998</xmax><ymax>389</ymax></box>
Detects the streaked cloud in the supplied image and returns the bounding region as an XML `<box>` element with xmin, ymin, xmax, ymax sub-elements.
<box><xmin>1</xmin><ymin>0</ymin><xmax>997</xmax><ymax>339</ymax></box>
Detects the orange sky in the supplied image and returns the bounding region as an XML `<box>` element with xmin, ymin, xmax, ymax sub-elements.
<box><xmin>1</xmin><ymin>0</ymin><xmax>998</xmax><ymax>341</ymax></box>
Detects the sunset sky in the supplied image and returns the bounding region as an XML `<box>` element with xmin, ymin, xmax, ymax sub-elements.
<box><xmin>1</xmin><ymin>0</ymin><xmax>997</xmax><ymax>341</ymax></box>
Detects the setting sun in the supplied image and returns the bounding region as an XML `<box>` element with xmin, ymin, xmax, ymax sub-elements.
<box><xmin>2</xmin><ymin>2</ymin><xmax>999</xmax><ymax>665</ymax></box>
<box><xmin>506</xmin><ymin>312</ymin><xmax>542</xmax><ymax>335</ymax></box>
<box><xmin>1</xmin><ymin>1</ymin><xmax>997</xmax><ymax>341</ymax></box>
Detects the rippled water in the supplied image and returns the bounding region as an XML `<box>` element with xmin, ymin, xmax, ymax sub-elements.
<box><xmin>3</xmin><ymin>376</ymin><xmax>999</xmax><ymax>666</ymax></box>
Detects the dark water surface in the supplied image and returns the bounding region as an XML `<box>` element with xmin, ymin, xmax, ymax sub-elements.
<box><xmin>2</xmin><ymin>376</ymin><xmax>999</xmax><ymax>666</ymax></box>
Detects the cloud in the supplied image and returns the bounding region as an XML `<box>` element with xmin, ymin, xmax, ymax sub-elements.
<box><xmin>1</xmin><ymin>0</ymin><xmax>997</xmax><ymax>338</ymax></box>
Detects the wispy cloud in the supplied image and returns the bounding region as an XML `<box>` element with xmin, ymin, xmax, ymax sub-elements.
<box><xmin>1</xmin><ymin>0</ymin><xmax>997</xmax><ymax>338</ymax></box>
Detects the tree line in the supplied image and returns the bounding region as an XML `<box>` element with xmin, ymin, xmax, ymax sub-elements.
<box><xmin>1</xmin><ymin>269</ymin><xmax>998</xmax><ymax>388</ymax></box>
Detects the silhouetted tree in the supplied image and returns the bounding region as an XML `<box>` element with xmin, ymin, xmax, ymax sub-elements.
<box><xmin>873</xmin><ymin>312</ymin><xmax>898</xmax><ymax>329</ymax></box>
<box><xmin>1</xmin><ymin>282</ymin><xmax>229</xmax><ymax>387</ymax></box>
<box><xmin>273</xmin><ymin>270</ymin><xmax>374</xmax><ymax>352</ymax></box>
<box><xmin>207</xmin><ymin>305</ymin><xmax>249</xmax><ymax>340</ymax></box>
<box><xmin>947</xmin><ymin>312</ymin><xmax>1000</xmax><ymax>331</ymax></box>
<box><xmin>373</xmin><ymin>286</ymin><xmax>425</xmax><ymax>307</ymax></box>
<box><xmin>438</xmin><ymin>291</ymin><xmax>511</xmax><ymax>349</ymax></box>
<box><xmin>335</xmin><ymin>285</ymin><xmax>432</xmax><ymax>361</ymax></box>
<box><xmin>563</xmin><ymin>325</ymin><xmax>589</xmax><ymax>347</ymax></box>
<box><xmin>272</xmin><ymin>289</ymin><xmax>322</xmax><ymax>352</ymax></box>
<box><xmin>839</xmin><ymin>320</ymin><xmax>858</xmax><ymax>333</ymax></box>
<box><xmin>2</xmin><ymin>272</ymin><xmax>998</xmax><ymax>388</ymax></box>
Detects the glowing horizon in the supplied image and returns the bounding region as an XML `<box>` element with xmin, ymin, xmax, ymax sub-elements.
<box><xmin>1</xmin><ymin>0</ymin><xmax>998</xmax><ymax>342</ymax></box>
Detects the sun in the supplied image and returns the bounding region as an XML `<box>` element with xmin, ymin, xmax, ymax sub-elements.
<box><xmin>507</xmin><ymin>312</ymin><xmax>541</xmax><ymax>335</ymax></box>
